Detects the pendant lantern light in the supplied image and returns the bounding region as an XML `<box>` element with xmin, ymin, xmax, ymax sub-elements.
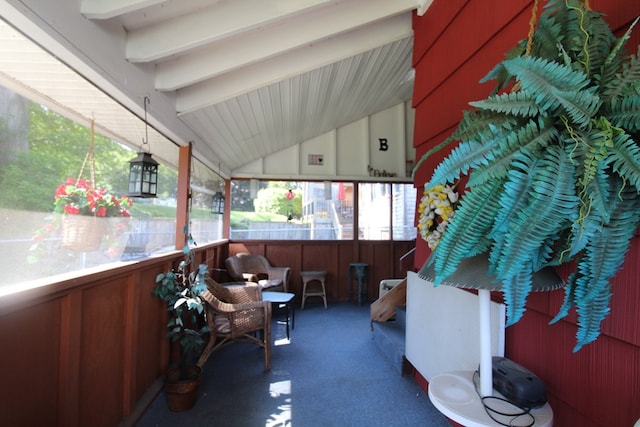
<box><xmin>128</xmin><ymin>96</ymin><xmax>159</xmax><ymax>198</ymax></box>
<box><xmin>211</xmin><ymin>163</ymin><xmax>225</xmax><ymax>215</ymax></box>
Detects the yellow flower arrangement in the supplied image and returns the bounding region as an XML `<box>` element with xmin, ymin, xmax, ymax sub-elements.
<box><xmin>417</xmin><ymin>184</ymin><xmax>458</xmax><ymax>249</ymax></box>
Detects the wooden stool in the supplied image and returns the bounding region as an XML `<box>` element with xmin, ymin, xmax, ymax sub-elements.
<box><xmin>300</xmin><ymin>270</ymin><xmax>328</xmax><ymax>309</ymax></box>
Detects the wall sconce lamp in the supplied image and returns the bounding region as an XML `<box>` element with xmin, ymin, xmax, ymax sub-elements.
<box><xmin>128</xmin><ymin>96</ymin><xmax>159</xmax><ymax>198</ymax></box>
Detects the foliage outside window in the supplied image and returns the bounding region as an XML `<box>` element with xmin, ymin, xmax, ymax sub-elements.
<box><xmin>0</xmin><ymin>87</ymin><xmax>183</xmax><ymax>289</ymax></box>
<box><xmin>229</xmin><ymin>180</ymin><xmax>415</xmax><ymax>241</ymax></box>
<box><xmin>189</xmin><ymin>157</ymin><xmax>224</xmax><ymax>245</ymax></box>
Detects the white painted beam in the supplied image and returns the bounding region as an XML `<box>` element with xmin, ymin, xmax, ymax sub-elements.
<box><xmin>416</xmin><ymin>0</ymin><xmax>434</xmax><ymax>16</ymax></box>
<box><xmin>126</xmin><ymin>0</ymin><xmax>332</xmax><ymax>62</ymax></box>
<box><xmin>155</xmin><ymin>0</ymin><xmax>418</xmax><ymax>91</ymax></box>
<box><xmin>176</xmin><ymin>14</ymin><xmax>412</xmax><ymax>114</ymax></box>
<box><xmin>81</xmin><ymin>0</ymin><xmax>167</xmax><ymax>19</ymax></box>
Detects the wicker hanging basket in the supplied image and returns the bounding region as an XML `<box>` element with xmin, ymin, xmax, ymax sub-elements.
<box><xmin>61</xmin><ymin>119</ymin><xmax>105</xmax><ymax>252</ymax></box>
<box><xmin>61</xmin><ymin>215</ymin><xmax>105</xmax><ymax>252</ymax></box>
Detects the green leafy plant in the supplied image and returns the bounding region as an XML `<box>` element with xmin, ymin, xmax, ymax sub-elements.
<box><xmin>153</xmin><ymin>228</ymin><xmax>209</xmax><ymax>369</ymax></box>
<box><xmin>416</xmin><ymin>0</ymin><xmax>640</xmax><ymax>351</ymax></box>
<box><xmin>53</xmin><ymin>177</ymin><xmax>132</xmax><ymax>217</ymax></box>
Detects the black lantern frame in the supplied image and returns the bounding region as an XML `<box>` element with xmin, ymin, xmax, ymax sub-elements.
<box><xmin>128</xmin><ymin>96</ymin><xmax>159</xmax><ymax>198</ymax></box>
<box><xmin>211</xmin><ymin>191</ymin><xmax>225</xmax><ymax>215</ymax></box>
<box><xmin>128</xmin><ymin>151</ymin><xmax>159</xmax><ymax>198</ymax></box>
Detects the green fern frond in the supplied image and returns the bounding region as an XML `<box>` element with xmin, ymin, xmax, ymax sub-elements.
<box><xmin>581</xmin><ymin>160</ymin><xmax>612</xmax><ymax>223</ymax></box>
<box><xmin>504</xmin><ymin>56</ymin><xmax>591</xmax><ymax>94</ymax></box>
<box><xmin>575</xmin><ymin>118</ymin><xmax>615</xmax><ymax>199</ymax></box>
<box><xmin>552</xmin><ymin>88</ymin><xmax>602</xmax><ymax>127</ymax></box>
<box><xmin>607</xmin><ymin>130</ymin><xmax>640</xmax><ymax>190</ymax></box>
<box><xmin>428</xmin><ymin>119</ymin><xmax>527</xmax><ymax>187</ymax></box>
<box><xmin>576</xmin><ymin>197</ymin><xmax>639</xmax><ymax>304</ymax></box>
<box><xmin>431</xmin><ymin>179</ymin><xmax>505</xmax><ymax>284</ymax></box>
<box><xmin>490</xmin><ymin>149</ymin><xmax>546</xmax><ymax>236</ymax></box>
<box><xmin>468</xmin><ymin>118</ymin><xmax>559</xmax><ymax>187</ymax></box>
<box><xmin>502</xmin><ymin>265</ymin><xmax>534</xmax><ymax>326</ymax></box>
<box><xmin>608</xmin><ymin>94</ymin><xmax>640</xmax><ymax>131</ymax></box>
<box><xmin>493</xmin><ymin>146</ymin><xmax>579</xmax><ymax>279</ymax></box>
<box><xmin>529</xmin><ymin>7</ymin><xmax>563</xmax><ymax>60</ymax></box>
<box><xmin>481</xmin><ymin>62</ymin><xmax>515</xmax><ymax>95</ymax></box>
<box><xmin>451</xmin><ymin>109</ymin><xmax>518</xmax><ymax>143</ymax></box>
<box><xmin>601</xmin><ymin>30</ymin><xmax>640</xmax><ymax>102</ymax></box>
<box><xmin>573</xmin><ymin>283</ymin><xmax>612</xmax><ymax>352</ymax></box>
<box><xmin>412</xmin><ymin>110</ymin><xmax>517</xmax><ymax>179</ymax></box>
<box><xmin>571</xmin><ymin>184</ymin><xmax>640</xmax><ymax>351</ymax></box>
<box><xmin>581</xmin><ymin>12</ymin><xmax>617</xmax><ymax>76</ymax></box>
<box><xmin>550</xmin><ymin>272</ymin><xmax>578</xmax><ymax>324</ymax></box>
<box><xmin>470</xmin><ymin>90</ymin><xmax>543</xmax><ymax>117</ymax></box>
<box><xmin>427</xmin><ymin>141</ymin><xmax>488</xmax><ymax>187</ymax></box>
<box><xmin>502</xmin><ymin>56</ymin><xmax>600</xmax><ymax>126</ymax></box>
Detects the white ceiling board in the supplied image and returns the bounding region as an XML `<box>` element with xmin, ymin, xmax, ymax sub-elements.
<box><xmin>125</xmin><ymin>0</ymin><xmax>332</xmax><ymax>62</ymax></box>
<box><xmin>2</xmin><ymin>0</ymin><xmax>425</xmax><ymax>180</ymax></box>
<box><xmin>176</xmin><ymin>14</ymin><xmax>412</xmax><ymax>114</ymax></box>
<box><xmin>80</xmin><ymin>0</ymin><xmax>167</xmax><ymax>19</ymax></box>
<box><xmin>154</xmin><ymin>0</ymin><xmax>416</xmax><ymax>91</ymax></box>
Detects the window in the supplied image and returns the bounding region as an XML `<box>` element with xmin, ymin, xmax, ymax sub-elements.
<box><xmin>229</xmin><ymin>180</ymin><xmax>415</xmax><ymax>241</ymax></box>
<box><xmin>230</xmin><ymin>180</ymin><xmax>351</xmax><ymax>240</ymax></box>
<box><xmin>358</xmin><ymin>183</ymin><xmax>417</xmax><ymax>240</ymax></box>
<box><xmin>189</xmin><ymin>157</ymin><xmax>224</xmax><ymax>245</ymax></box>
<box><xmin>0</xmin><ymin>87</ymin><xmax>186</xmax><ymax>289</ymax></box>
<box><xmin>0</xmin><ymin>20</ymin><xmax>228</xmax><ymax>291</ymax></box>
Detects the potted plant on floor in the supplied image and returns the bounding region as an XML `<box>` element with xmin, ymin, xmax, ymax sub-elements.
<box><xmin>152</xmin><ymin>227</ymin><xmax>209</xmax><ymax>411</ymax></box>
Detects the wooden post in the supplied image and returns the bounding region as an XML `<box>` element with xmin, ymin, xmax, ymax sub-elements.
<box><xmin>175</xmin><ymin>143</ymin><xmax>192</xmax><ymax>249</ymax></box>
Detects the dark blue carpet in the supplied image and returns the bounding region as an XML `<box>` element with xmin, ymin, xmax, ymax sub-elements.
<box><xmin>136</xmin><ymin>302</ymin><xmax>450</xmax><ymax>427</ymax></box>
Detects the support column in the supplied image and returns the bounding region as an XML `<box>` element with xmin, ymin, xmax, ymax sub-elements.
<box><xmin>175</xmin><ymin>143</ymin><xmax>192</xmax><ymax>249</ymax></box>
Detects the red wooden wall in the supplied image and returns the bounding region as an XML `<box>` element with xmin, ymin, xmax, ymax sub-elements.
<box><xmin>412</xmin><ymin>1</ymin><xmax>640</xmax><ymax>426</ymax></box>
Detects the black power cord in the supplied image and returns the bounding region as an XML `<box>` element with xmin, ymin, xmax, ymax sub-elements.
<box><xmin>472</xmin><ymin>370</ymin><xmax>536</xmax><ymax>427</ymax></box>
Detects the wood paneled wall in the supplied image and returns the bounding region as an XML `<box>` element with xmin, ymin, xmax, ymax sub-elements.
<box><xmin>0</xmin><ymin>242</ymin><xmax>226</xmax><ymax>427</ymax></box>
<box><xmin>0</xmin><ymin>239</ymin><xmax>411</xmax><ymax>426</ymax></box>
<box><xmin>228</xmin><ymin>240</ymin><xmax>415</xmax><ymax>303</ymax></box>
<box><xmin>411</xmin><ymin>1</ymin><xmax>640</xmax><ymax>426</ymax></box>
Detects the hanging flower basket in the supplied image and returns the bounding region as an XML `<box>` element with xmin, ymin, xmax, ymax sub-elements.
<box><xmin>61</xmin><ymin>215</ymin><xmax>106</xmax><ymax>252</ymax></box>
<box><xmin>30</xmin><ymin>120</ymin><xmax>133</xmax><ymax>260</ymax></box>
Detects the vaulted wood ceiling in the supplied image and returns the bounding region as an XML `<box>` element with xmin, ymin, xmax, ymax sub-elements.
<box><xmin>2</xmin><ymin>0</ymin><xmax>432</xmax><ymax>178</ymax></box>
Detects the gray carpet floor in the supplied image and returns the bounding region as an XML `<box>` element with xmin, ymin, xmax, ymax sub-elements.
<box><xmin>136</xmin><ymin>302</ymin><xmax>450</xmax><ymax>427</ymax></box>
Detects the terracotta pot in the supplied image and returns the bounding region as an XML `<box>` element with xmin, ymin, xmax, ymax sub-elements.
<box><xmin>165</xmin><ymin>366</ymin><xmax>202</xmax><ymax>412</ymax></box>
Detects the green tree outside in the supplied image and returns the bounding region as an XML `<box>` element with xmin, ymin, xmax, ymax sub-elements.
<box><xmin>254</xmin><ymin>182</ymin><xmax>302</xmax><ymax>220</ymax></box>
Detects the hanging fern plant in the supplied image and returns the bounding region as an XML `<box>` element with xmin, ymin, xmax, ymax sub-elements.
<box><xmin>416</xmin><ymin>0</ymin><xmax>640</xmax><ymax>352</ymax></box>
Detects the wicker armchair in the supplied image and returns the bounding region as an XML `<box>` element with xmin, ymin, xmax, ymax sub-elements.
<box><xmin>225</xmin><ymin>253</ymin><xmax>291</xmax><ymax>292</ymax></box>
<box><xmin>197</xmin><ymin>279</ymin><xmax>272</xmax><ymax>370</ymax></box>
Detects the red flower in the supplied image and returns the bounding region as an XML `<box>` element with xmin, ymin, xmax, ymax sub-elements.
<box><xmin>55</xmin><ymin>184</ymin><xmax>68</xmax><ymax>198</ymax></box>
<box><xmin>64</xmin><ymin>205</ymin><xmax>80</xmax><ymax>215</ymax></box>
<box><xmin>95</xmin><ymin>206</ymin><xmax>107</xmax><ymax>217</ymax></box>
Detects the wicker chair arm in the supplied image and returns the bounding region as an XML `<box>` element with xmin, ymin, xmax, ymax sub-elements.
<box><xmin>267</xmin><ymin>266</ymin><xmax>291</xmax><ymax>292</ymax></box>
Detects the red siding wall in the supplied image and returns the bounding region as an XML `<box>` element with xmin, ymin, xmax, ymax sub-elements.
<box><xmin>412</xmin><ymin>1</ymin><xmax>640</xmax><ymax>425</ymax></box>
